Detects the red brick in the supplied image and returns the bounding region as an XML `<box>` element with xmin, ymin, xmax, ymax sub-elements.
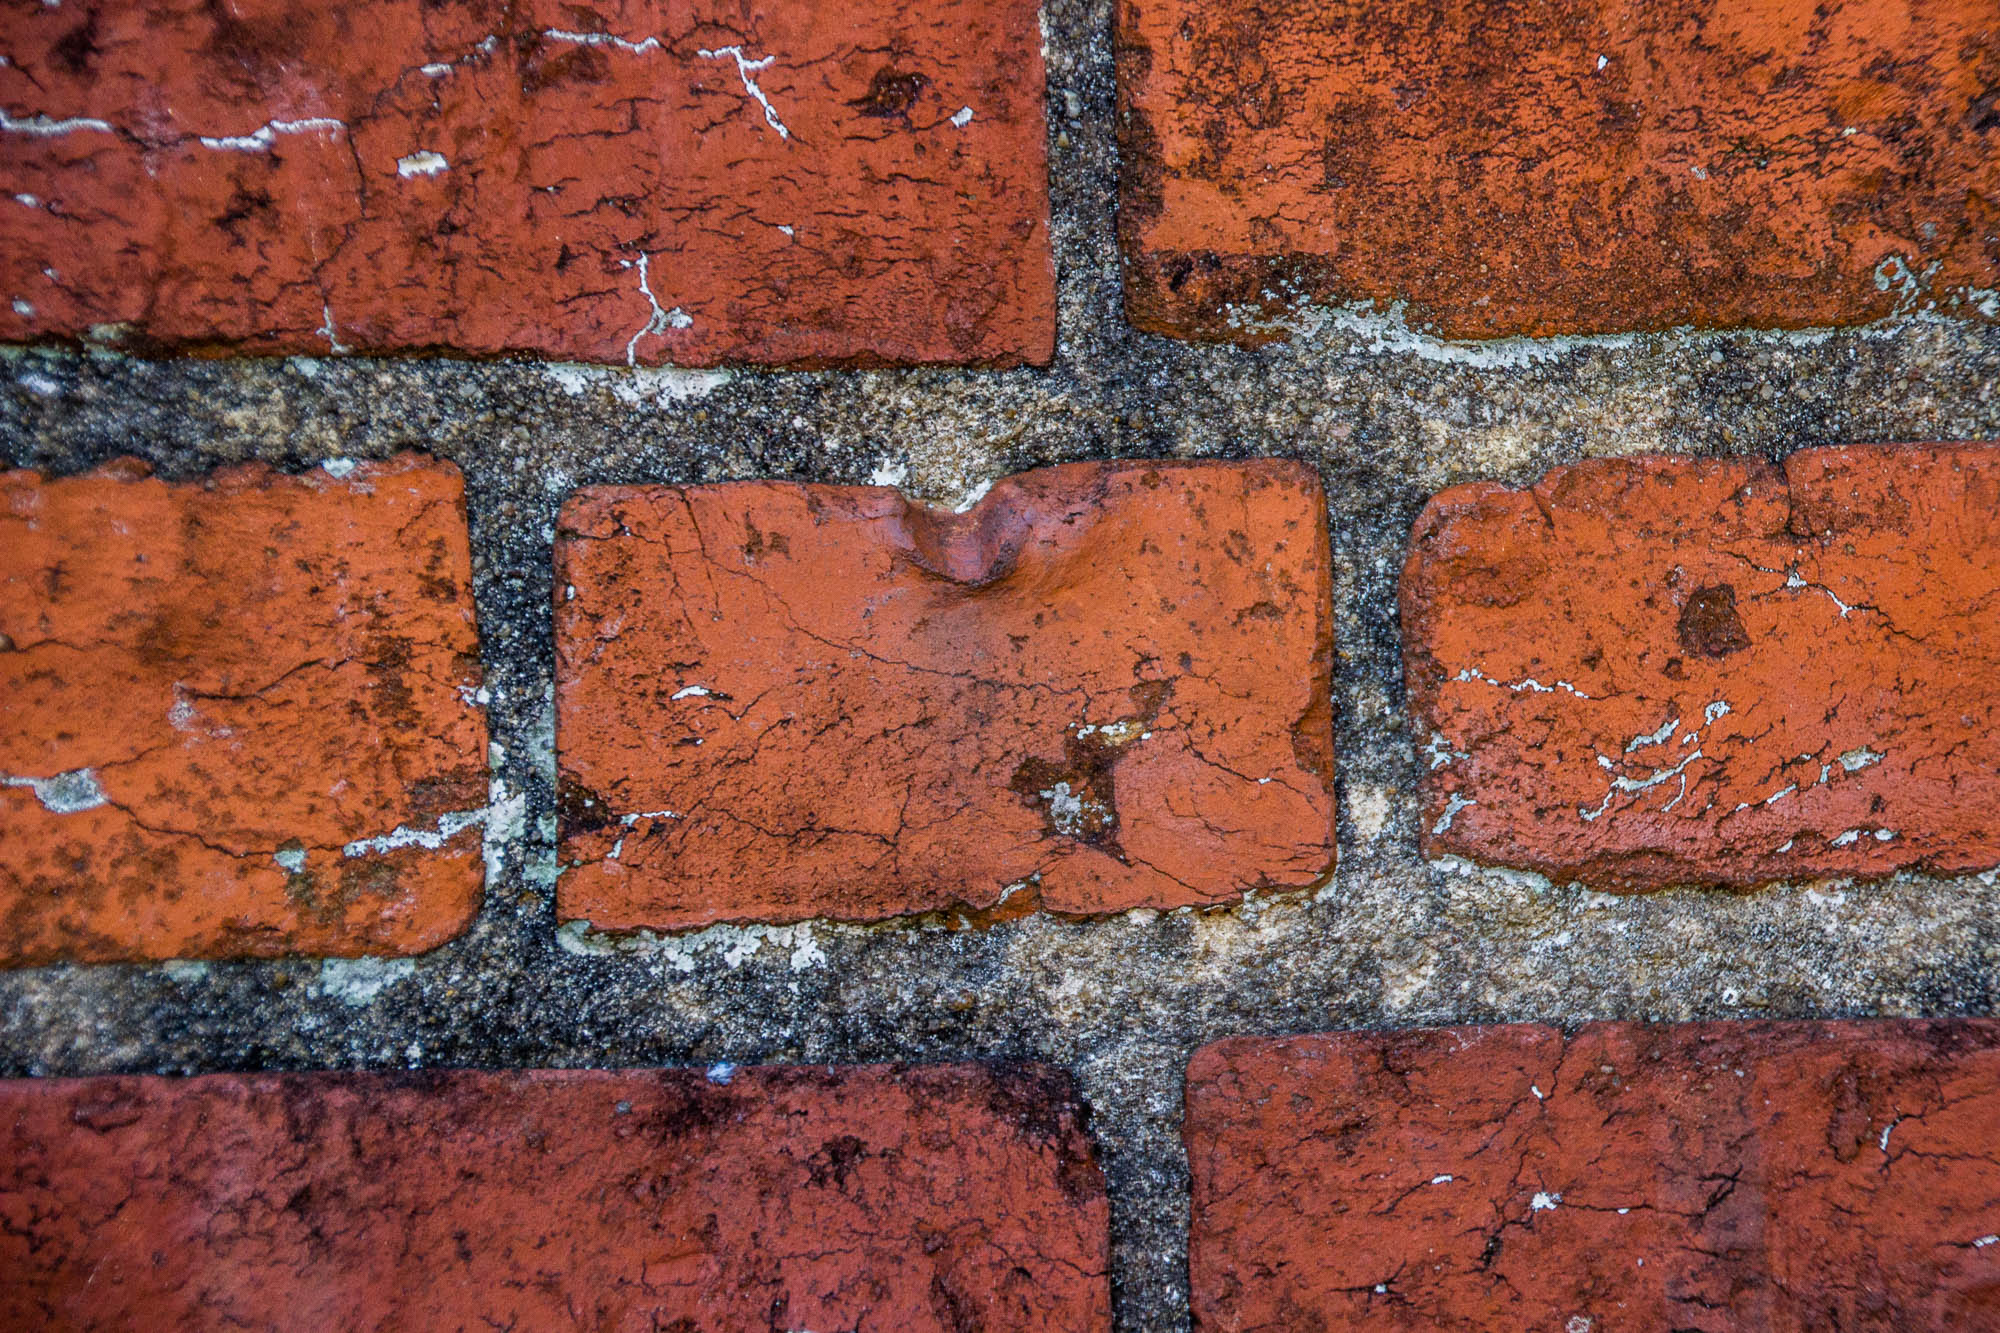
<box><xmin>0</xmin><ymin>454</ymin><xmax>487</xmax><ymax>963</ymax></box>
<box><xmin>0</xmin><ymin>0</ymin><xmax>1052</xmax><ymax>366</ymax></box>
<box><xmin>0</xmin><ymin>1061</ymin><xmax>1111</xmax><ymax>1330</ymax></box>
<box><xmin>1117</xmin><ymin>0</ymin><xmax>2000</xmax><ymax>341</ymax></box>
<box><xmin>1401</xmin><ymin>445</ymin><xmax>2000</xmax><ymax>890</ymax></box>
<box><xmin>555</xmin><ymin>460</ymin><xmax>1335</xmax><ymax>928</ymax></box>
<box><xmin>1188</xmin><ymin>1021</ymin><xmax>2000</xmax><ymax>1331</ymax></box>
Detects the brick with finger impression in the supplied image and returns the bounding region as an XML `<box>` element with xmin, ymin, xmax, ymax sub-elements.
<box><xmin>555</xmin><ymin>460</ymin><xmax>1336</xmax><ymax>927</ymax></box>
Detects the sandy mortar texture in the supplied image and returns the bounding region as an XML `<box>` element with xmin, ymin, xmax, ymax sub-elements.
<box><xmin>3</xmin><ymin>1</ymin><xmax>2000</xmax><ymax>1327</ymax></box>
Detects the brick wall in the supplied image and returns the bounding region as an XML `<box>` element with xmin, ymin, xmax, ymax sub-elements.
<box><xmin>3</xmin><ymin>0</ymin><xmax>1999</xmax><ymax>1327</ymax></box>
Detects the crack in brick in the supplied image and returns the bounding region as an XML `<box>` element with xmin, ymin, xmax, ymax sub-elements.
<box><xmin>0</xmin><ymin>0</ymin><xmax>1052</xmax><ymax>364</ymax></box>
<box><xmin>0</xmin><ymin>455</ymin><xmax>487</xmax><ymax>963</ymax></box>
<box><xmin>1189</xmin><ymin>1022</ymin><xmax>2000</xmax><ymax>1326</ymax></box>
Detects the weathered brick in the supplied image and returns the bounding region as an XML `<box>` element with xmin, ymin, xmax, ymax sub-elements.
<box><xmin>1118</xmin><ymin>0</ymin><xmax>2000</xmax><ymax>341</ymax></box>
<box><xmin>1402</xmin><ymin>445</ymin><xmax>2000</xmax><ymax>890</ymax></box>
<box><xmin>0</xmin><ymin>455</ymin><xmax>487</xmax><ymax>963</ymax></box>
<box><xmin>0</xmin><ymin>1061</ymin><xmax>1110</xmax><ymax>1330</ymax></box>
<box><xmin>0</xmin><ymin>0</ymin><xmax>1053</xmax><ymax>366</ymax></box>
<box><xmin>555</xmin><ymin>460</ymin><xmax>1335</xmax><ymax>928</ymax></box>
<box><xmin>1188</xmin><ymin>1021</ymin><xmax>2000</xmax><ymax>1330</ymax></box>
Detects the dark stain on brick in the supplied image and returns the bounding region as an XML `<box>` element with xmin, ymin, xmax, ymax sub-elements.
<box><xmin>50</xmin><ymin>15</ymin><xmax>102</xmax><ymax>77</ymax></box>
<box><xmin>805</xmin><ymin>1134</ymin><xmax>869</xmax><ymax>1190</ymax></box>
<box><xmin>1677</xmin><ymin>583</ymin><xmax>1751</xmax><ymax>658</ymax></box>
<box><xmin>742</xmin><ymin>517</ymin><xmax>789</xmax><ymax>561</ymax></box>
<box><xmin>557</xmin><ymin>774</ymin><xmax>615</xmax><ymax>837</ymax></box>
<box><xmin>850</xmin><ymin>67</ymin><xmax>932</xmax><ymax>120</ymax></box>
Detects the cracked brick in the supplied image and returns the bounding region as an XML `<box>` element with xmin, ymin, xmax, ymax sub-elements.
<box><xmin>0</xmin><ymin>454</ymin><xmax>487</xmax><ymax>963</ymax></box>
<box><xmin>0</xmin><ymin>1060</ymin><xmax>1112</xmax><ymax>1329</ymax></box>
<box><xmin>1187</xmin><ymin>1020</ymin><xmax>2000</xmax><ymax>1331</ymax></box>
<box><xmin>1117</xmin><ymin>0</ymin><xmax>2000</xmax><ymax>341</ymax></box>
<box><xmin>0</xmin><ymin>0</ymin><xmax>1053</xmax><ymax>366</ymax></box>
<box><xmin>1401</xmin><ymin>444</ymin><xmax>2000</xmax><ymax>890</ymax></box>
<box><xmin>554</xmin><ymin>459</ymin><xmax>1336</xmax><ymax>928</ymax></box>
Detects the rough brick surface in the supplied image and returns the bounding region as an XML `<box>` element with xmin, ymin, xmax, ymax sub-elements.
<box><xmin>0</xmin><ymin>0</ymin><xmax>1053</xmax><ymax>366</ymax></box>
<box><xmin>0</xmin><ymin>455</ymin><xmax>486</xmax><ymax>963</ymax></box>
<box><xmin>1187</xmin><ymin>1021</ymin><xmax>2000</xmax><ymax>1331</ymax></box>
<box><xmin>555</xmin><ymin>460</ymin><xmax>1335</xmax><ymax>928</ymax></box>
<box><xmin>1118</xmin><ymin>0</ymin><xmax>2000</xmax><ymax>341</ymax></box>
<box><xmin>0</xmin><ymin>1061</ymin><xmax>1111</xmax><ymax>1330</ymax></box>
<box><xmin>1401</xmin><ymin>444</ymin><xmax>2000</xmax><ymax>890</ymax></box>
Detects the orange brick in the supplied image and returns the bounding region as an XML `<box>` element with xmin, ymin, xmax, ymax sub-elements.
<box><xmin>0</xmin><ymin>0</ymin><xmax>1053</xmax><ymax>365</ymax></box>
<box><xmin>0</xmin><ymin>455</ymin><xmax>487</xmax><ymax>962</ymax></box>
<box><xmin>555</xmin><ymin>460</ymin><xmax>1336</xmax><ymax>927</ymax></box>
<box><xmin>0</xmin><ymin>1062</ymin><xmax>1112</xmax><ymax>1330</ymax></box>
<box><xmin>1119</xmin><ymin>0</ymin><xmax>2000</xmax><ymax>340</ymax></box>
<box><xmin>1402</xmin><ymin>445</ymin><xmax>2000</xmax><ymax>889</ymax></box>
<box><xmin>1189</xmin><ymin>1021</ymin><xmax>2000</xmax><ymax>1330</ymax></box>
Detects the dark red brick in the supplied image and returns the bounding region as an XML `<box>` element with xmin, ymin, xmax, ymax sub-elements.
<box><xmin>1</xmin><ymin>1061</ymin><xmax>1110</xmax><ymax>1329</ymax></box>
<box><xmin>0</xmin><ymin>0</ymin><xmax>1053</xmax><ymax>366</ymax></box>
<box><xmin>0</xmin><ymin>454</ymin><xmax>487</xmax><ymax>963</ymax></box>
<box><xmin>1401</xmin><ymin>444</ymin><xmax>2000</xmax><ymax>890</ymax></box>
<box><xmin>1188</xmin><ymin>1021</ymin><xmax>2000</xmax><ymax>1330</ymax></box>
<box><xmin>555</xmin><ymin>460</ymin><xmax>1336</xmax><ymax>928</ymax></box>
<box><xmin>1118</xmin><ymin>0</ymin><xmax>2000</xmax><ymax>341</ymax></box>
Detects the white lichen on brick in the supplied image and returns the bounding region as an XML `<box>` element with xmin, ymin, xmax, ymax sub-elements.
<box><xmin>316</xmin><ymin>304</ymin><xmax>348</xmax><ymax>353</ymax></box>
<box><xmin>341</xmin><ymin>802</ymin><xmax>491</xmax><ymax>858</ymax></box>
<box><xmin>1453</xmin><ymin>666</ymin><xmax>1593</xmax><ymax>699</ymax></box>
<box><xmin>1432</xmin><ymin>792</ymin><xmax>1474</xmax><ymax>835</ymax></box>
<box><xmin>1624</xmin><ymin>715</ymin><xmax>1680</xmax><ymax>752</ymax></box>
<box><xmin>1076</xmin><ymin>719</ymin><xmax>1147</xmax><ymax>745</ymax></box>
<box><xmin>1839</xmin><ymin>746</ymin><xmax>1884</xmax><ymax>772</ymax></box>
<box><xmin>0</xmin><ymin>108</ymin><xmax>113</xmax><ymax>136</ymax></box>
<box><xmin>1039</xmin><ymin>781</ymin><xmax>1090</xmax><ymax>835</ymax></box>
<box><xmin>1580</xmin><ymin>748</ymin><xmax>1704</xmax><ymax>822</ymax></box>
<box><xmin>1424</xmin><ymin>731</ymin><xmax>1470</xmax><ymax>770</ymax></box>
<box><xmin>621</xmin><ymin>253</ymin><xmax>690</xmax><ymax>366</ymax></box>
<box><xmin>542</xmin><ymin>28</ymin><xmax>664</xmax><ymax>55</ymax></box>
<box><xmin>396</xmin><ymin>150</ymin><xmax>448</xmax><ymax>178</ymax></box>
<box><xmin>197</xmin><ymin>117</ymin><xmax>346</xmax><ymax>152</ymax></box>
<box><xmin>696</xmin><ymin>46</ymin><xmax>792</xmax><ymax>140</ymax></box>
<box><xmin>1784</xmin><ymin>567</ymin><xmax>1854</xmax><ymax>617</ymax></box>
<box><xmin>4</xmin><ymin>768</ymin><xmax>108</xmax><ymax>814</ymax></box>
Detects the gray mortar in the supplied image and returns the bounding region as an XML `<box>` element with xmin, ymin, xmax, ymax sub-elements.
<box><xmin>3</xmin><ymin>1</ymin><xmax>2000</xmax><ymax>1327</ymax></box>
